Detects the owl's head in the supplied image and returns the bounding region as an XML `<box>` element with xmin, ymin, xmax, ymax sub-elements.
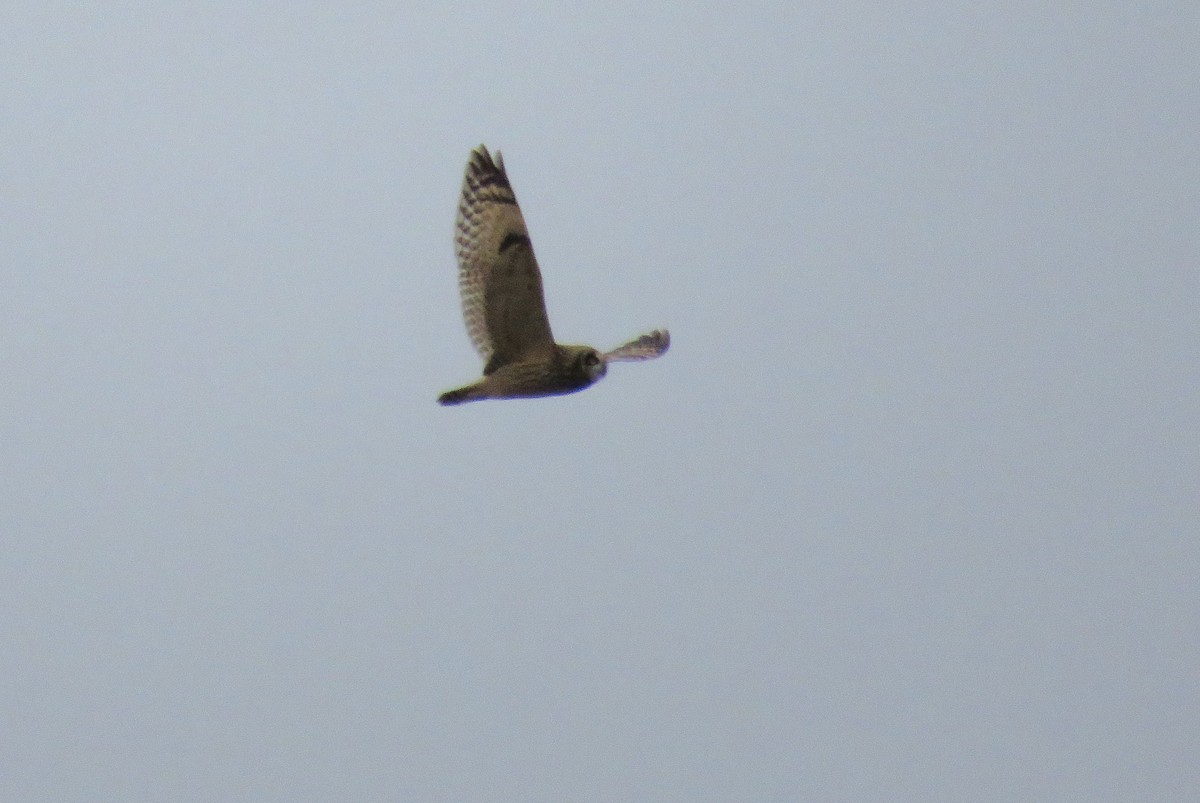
<box><xmin>564</xmin><ymin>345</ymin><xmax>607</xmax><ymax>383</ymax></box>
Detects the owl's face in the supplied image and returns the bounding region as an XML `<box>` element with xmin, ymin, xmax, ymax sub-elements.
<box><xmin>565</xmin><ymin>345</ymin><xmax>607</xmax><ymax>384</ymax></box>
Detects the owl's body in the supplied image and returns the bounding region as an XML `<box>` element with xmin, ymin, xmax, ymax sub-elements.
<box><xmin>438</xmin><ymin>146</ymin><xmax>669</xmax><ymax>405</ymax></box>
<box><xmin>437</xmin><ymin>344</ymin><xmax>605</xmax><ymax>405</ymax></box>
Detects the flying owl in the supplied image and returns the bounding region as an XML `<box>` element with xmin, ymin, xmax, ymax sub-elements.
<box><xmin>438</xmin><ymin>145</ymin><xmax>670</xmax><ymax>405</ymax></box>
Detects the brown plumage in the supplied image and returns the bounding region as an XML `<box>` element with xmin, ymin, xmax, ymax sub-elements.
<box><xmin>438</xmin><ymin>146</ymin><xmax>669</xmax><ymax>405</ymax></box>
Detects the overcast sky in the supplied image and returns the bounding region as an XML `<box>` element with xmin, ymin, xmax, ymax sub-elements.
<box><xmin>2</xmin><ymin>3</ymin><xmax>1197</xmax><ymax>800</ymax></box>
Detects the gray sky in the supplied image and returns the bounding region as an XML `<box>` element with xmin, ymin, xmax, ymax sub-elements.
<box><xmin>2</xmin><ymin>3</ymin><xmax>1197</xmax><ymax>800</ymax></box>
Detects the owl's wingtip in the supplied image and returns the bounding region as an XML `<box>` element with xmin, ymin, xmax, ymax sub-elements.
<box><xmin>438</xmin><ymin>388</ymin><xmax>468</xmax><ymax>405</ymax></box>
<box><xmin>438</xmin><ymin>381</ymin><xmax>488</xmax><ymax>405</ymax></box>
<box><xmin>466</xmin><ymin>144</ymin><xmax>506</xmax><ymax>177</ymax></box>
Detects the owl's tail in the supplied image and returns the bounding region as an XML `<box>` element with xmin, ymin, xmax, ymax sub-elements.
<box><xmin>437</xmin><ymin>382</ymin><xmax>486</xmax><ymax>405</ymax></box>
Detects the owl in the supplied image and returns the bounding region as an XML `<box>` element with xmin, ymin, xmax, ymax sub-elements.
<box><xmin>438</xmin><ymin>146</ymin><xmax>670</xmax><ymax>405</ymax></box>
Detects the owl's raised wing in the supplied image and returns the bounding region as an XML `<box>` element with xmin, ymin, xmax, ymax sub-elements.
<box><xmin>602</xmin><ymin>329</ymin><xmax>671</xmax><ymax>362</ymax></box>
<box><xmin>454</xmin><ymin>146</ymin><xmax>555</xmax><ymax>373</ymax></box>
